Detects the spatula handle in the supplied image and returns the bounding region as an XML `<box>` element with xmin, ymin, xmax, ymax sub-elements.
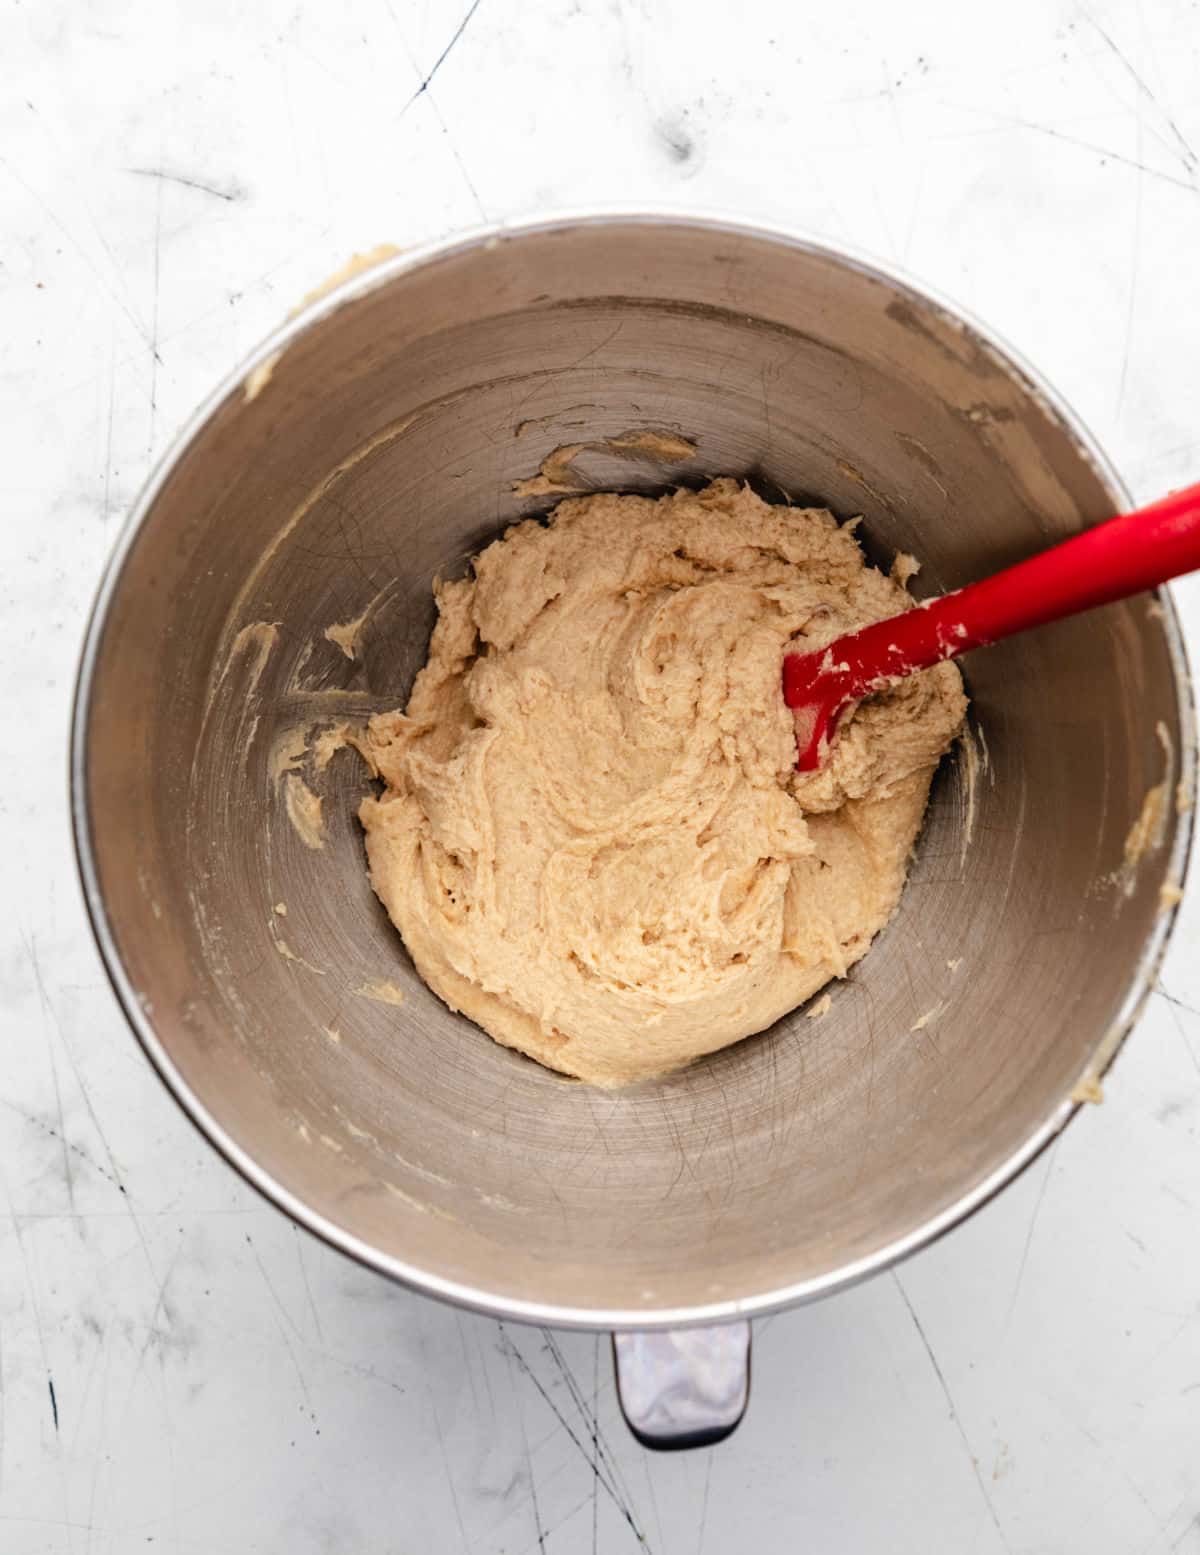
<box><xmin>784</xmin><ymin>480</ymin><xmax>1200</xmax><ymax>707</ymax></box>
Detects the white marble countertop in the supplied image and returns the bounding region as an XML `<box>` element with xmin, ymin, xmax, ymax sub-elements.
<box><xmin>4</xmin><ymin>0</ymin><xmax>1200</xmax><ymax>1550</ymax></box>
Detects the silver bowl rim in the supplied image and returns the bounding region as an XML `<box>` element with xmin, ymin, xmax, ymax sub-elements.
<box><xmin>71</xmin><ymin>207</ymin><xmax>1197</xmax><ymax>1330</ymax></box>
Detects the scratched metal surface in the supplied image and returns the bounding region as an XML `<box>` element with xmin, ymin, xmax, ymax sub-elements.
<box><xmin>3</xmin><ymin>0</ymin><xmax>1200</xmax><ymax>1551</ymax></box>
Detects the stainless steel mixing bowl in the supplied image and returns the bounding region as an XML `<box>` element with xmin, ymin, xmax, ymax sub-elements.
<box><xmin>73</xmin><ymin>214</ymin><xmax>1195</xmax><ymax>1445</ymax></box>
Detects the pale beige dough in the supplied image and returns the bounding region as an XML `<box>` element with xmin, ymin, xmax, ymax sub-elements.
<box><xmin>358</xmin><ymin>479</ymin><xmax>966</xmax><ymax>1086</ymax></box>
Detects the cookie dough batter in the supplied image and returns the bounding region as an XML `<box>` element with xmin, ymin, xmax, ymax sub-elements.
<box><xmin>359</xmin><ymin>479</ymin><xmax>966</xmax><ymax>1086</ymax></box>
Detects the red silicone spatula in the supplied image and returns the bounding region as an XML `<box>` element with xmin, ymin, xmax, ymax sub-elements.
<box><xmin>783</xmin><ymin>480</ymin><xmax>1200</xmax><ymax>770</ymax></box>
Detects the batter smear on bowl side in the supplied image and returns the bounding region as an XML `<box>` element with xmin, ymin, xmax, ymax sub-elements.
<box><xmin>357</xmin><ymin>479</ymin><xmax>966</xmax><ymax>1085</ymax></box>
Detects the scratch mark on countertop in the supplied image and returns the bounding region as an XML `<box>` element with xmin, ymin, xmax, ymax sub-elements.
<box><xmin>519</xmin><ymin>1490</ymin><xmax>598</xmax><ymax>1552</ymax></box>
<box><xmin>245</xmin><ymin>1235</ymin><xmax>316</xmax><ymax>1421</ymax></box>
<box><xmin>20</xmin><ymin>929</ymin><xmax>76</xmax><ymax>1212</ymax></box>
<box><xmin>37</xmin><ymin>1001</ymin><xmax>191</xmax><ymax>1548</ymax></box>
<box><xmin>152</xmin><ymin>1296</ymin><xmax>184</xmax><ymax>1555</ymax></box>
<box><xmin>245</xmin><ymin>1234</ymin><xmax>304</xmax><ymax>1343</ymax></box>
<box><xmin>328</xmin><ymin>1354</ymin><xmax>407</xmax><ymax>1395</ymax></box>
<box><xmin>455</xmin><ymin>1311</ymin><xmax>484</xmax><ymax>1421</ymax></box>
<box><xmin>475</xmin><ymin>1320</ymin><xmax>499</xmax><ymax>1423</ymax></box>
<box><xmin>382</xmin><ymin>0</ymin><xmax>488</xmax><ymax>219</ymax></box>
<box><xmin>64</xmin><ymin>1324</ymin><xmax>105</xmax><ymax>1459</ymax></box>
<box><xmin>0</xmin><ymin>151</ymin><xmax>161</xmax><ymax>354</ymax></box>
<box><xmin>47</xmin><ymin>1376</ymin><xmax>58</xmax><ymax>1433</ymax></box>
<box><xmin>0</xmin><ymin>1100</ymin><xmax>124</xmax><ymax>1193</ymax></box>
<box><xmin>148</xmin><ymin>172</ymin><xmax>162</xmax><ymax>453</ymax></box>
<box><xmin>126</xmin><ymin>166</ymin><xmax>243</xmax><ymax>202</ymax></box>
<box><xmin>415</xmin><ymin>1305</ymin><xmax>471</xmax><ymax>1549</ymax></box>
<box><xmin>21</xmin><ymin>955</ymin><xmax>170</xmax><ymax>1348</ymax></box>
<box><xmin>84</xmin><ymin>1327</ymin><xmax>115</xmax><ymax>1543</ymax></box>
<box><xmin>947</xmin><ymin>106</ymin><xmax>1199</xmax><ymax>193</ymax></box>
<box><xmin>400</xmin><ymin>0</ymin><xmax>485</xmax><ymax>115</ymax></box>
<box><xmin>431</xmin><ymin>1392</ymin><xmax>470</xmax><ymax>1545</ymax></box>
<box><xmin>1004</xmin><ymin>1137</ymin><xmax>1062</xmax><ymax>1330</ymax></box>
<box><xmin>434</xmin><ymin>109</ymin><xmax>488</xmax><ymax>218</ymax></box>
<box><xmin>2</xmin><ymin>1170</ymin><xmax>74</xmax><ymax>1529</ymax></box>
<box><xmin>698</xmin><ymin>1448</ymin><xmax>714</xmax><ymax>1552</ymax></box>
<box><xmin>1157</xmin><ymin>989</ymin><xmax>1200</xmax><ymax>1084</ymax></box>
<box><xmin>592</xmin><ymin>1335</ymin><xmax>600</xmax><ymax>1555</ymax></box>
<box><xmin>894</xmin><ymin>1272</ymin><xmax>1013</xmax><ymax>1553</ymax></box>
<box><xmin>122</xmin><ymin>1234</ymin><xmax>189</xmax><ymax>1403</ymax></box>
<box><xmin>1168</xmin><ymin>1510</ymin><xmax>1200</xmax><ymax>1549</ymax></box>
<box><xmin>292</xmin><ymin>1223</ymin><xmax>325</xmax><ymax>1344</ymax></box>
<box><xmin>1080</xmin><ymin>7</ymin><xmax>1198</xmax><ymax>175</ymax></box>
<box><xmin>501</xmin><ymin>1327</ymin><xmax>547</xmax><ymax>1554</ymax></box>
<box><xmin>641</xmin><ymin>1443</ymin><xmax>667</xmax><ymax>1553</ymax></box>
<box><xmin>1116</xmin><ymin>75</ymin><xmax>1146</xmax><ymax>414</ymax></box>
<box><xmin>500</xmin><ymin>1326</ymin><xmax>651</xmax><ymax>1548</ymax></box>
<box><xmin>102</xmin><ymin>345</ymin><xmax>116</xmax><ymax>525</ymax></box>
<box><xmin>1157</xmin><ymin>985</ymin><xmax>1200</xmax><ymax>1019</ymax></box>
<box><xmin>541</xmin><ymin>1329</ymin><xmax>641</xmax><ymax>1532</ymax></box>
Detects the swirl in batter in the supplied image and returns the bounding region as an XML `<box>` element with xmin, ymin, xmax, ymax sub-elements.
<box><xmin>358</xmin><ymin>479</ymin><xmax>966</xmax><ymax>1086</ymax></box>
